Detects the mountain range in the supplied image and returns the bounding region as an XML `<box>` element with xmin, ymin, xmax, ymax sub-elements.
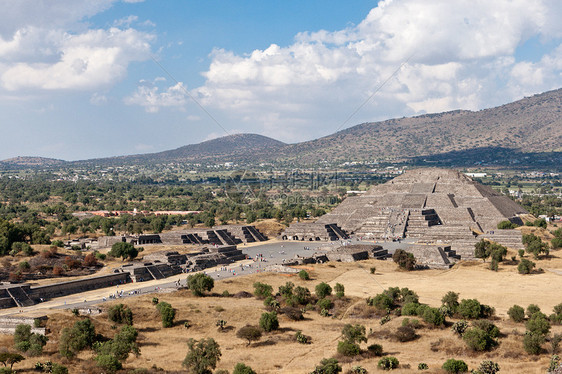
<box><xmin>2</xmin><ymin>88</ymin><xmax>561</xmax><ymax>168</ymax></box>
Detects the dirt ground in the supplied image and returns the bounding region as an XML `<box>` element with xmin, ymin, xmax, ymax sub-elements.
<box><xmin>2</xmin><ymin>248</ymin><xmax>561</xmax><ymax>374</ymax></box>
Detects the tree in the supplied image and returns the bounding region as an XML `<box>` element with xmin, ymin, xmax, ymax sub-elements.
<box><xmin>298</xmin><ymin>270</ymin><xmax>310</xmax><ymax>280</ymax></box>
<box><xmin>523</xmin><ymin>332</ymin><xmax>545</xmax><ymax>355</ymax></box>
<box><xmin>378</xmin><ymin>357</ymin><xmax>399</xmax><ymax>370</ymax></box>
<box><xmin>236</xmin><ymin>325</ymin><xmax>262</xmax><ymax>346</ymax></box>
<box><xmin>59</xmin><ymin>319</ymin><xmax>96</xmax><ymax>358</ymax></box>
<box><xmin>182</xmin><ymin>338</ymin><xmax>221</xmax><ymax>374</ymax></box>
<box><xmin>458</xmin><ymin>299</ymin><xmax>482</xmax><ymax>319</ymax></box>
<box><xmin>477</xmin><ymin>360</ymin><xmax>500</xmax><ymax>374</ymax></box>
<box><xmin>334</xmin><ymin>283</ymin><xmax>345</xmax><ymax>298</ymax></box>
<box><xmin>315</xmin><ymin>282</ymin><xmax>332</xmax><ymax>299</ymax></box>
<box><xmin>94</xmin><ymin>354</ymin><xmax>122</xmax><ymax>373</ymax></box>
<box><xmin>94</xmin><ymin>325</ymin><xmax>139</xmax><ymax>362</ymax></box>
<box><xmin>442</xmin><ymin>358</ymin><xmax>468</xmax><ymax>373</ymax></box>
<box><xmin>518</xmin><ymin>258</ymin><xmax>536</xmax><ymax>274</ymax></box>
<box><xmin>108</xmin><ymin>241</ymin><xmax>140</xmax><ymax>261</ymax></box>
<box><xmin>341</xmin><ymin>324</ymin><xmax>367</xmax><ymax>344</ymax></box>
<box><xmin>392</xmin><ymin>249</ymin><xmax>416</xmax><ymax>270</ymax></box>
<box><xmin>526</xmin><ymin>312</ymin><xmax>551</xmax><ymax>336</ymax></box>
<box><xmin>187</xmin><ymin>273</ymin><xmax>215</xmax><ymax>296</ymax></box>
<box><xmin>441</xmin><ymin>291</ymin><xmax>459</xmax><ymax>313</ymax></box>
<box><xmin>259</xmin><ymin>312</ymin><xmax>279</xmax><ymax>332</ymax></box>
<box><xmin>233</xmin><ymin>363</ymin><xmax>256</xmax><ymax>374</ymax></box>
<box><xmin>108</xmin><ymin>304</ymin><xmax>133</xmax><ymax>325</ymax></box>
<box><xmin>474</xmin><ymin>240</ymin><xmax>490</xmax><ymax>262</ymax></box>
<box><xmin>311</xmin><ymin>358</ymin><xmax>342</xmax><ymax>374</ymax></box>
<box><xmin>463</xmin><ymin>327</ymin><xmax>496</xmax><ymax>351</ymax></box>
<box><xmin>508</xmin><ymin>305</ymin><xmax>525</xmax><ymax>322</ymax></box>
<box><xmin>0</xmin><ymin>353</ymin><xmax>24</xmax><ymax>369</ymax></box>
<box><xmin>253</xmin><ymin>282</ymin><xmax>273</xmax><ymax>299</ymax></box>
<box><xmin>156</xmin><ymin>301</ymin><xmax>176</xmax><ymax>328</ymax></box>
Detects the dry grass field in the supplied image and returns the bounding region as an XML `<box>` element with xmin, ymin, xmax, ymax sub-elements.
<box><xmin>2</xmin><ymin>246</ymin><xmax>561</xmax><ymax>373</ymax></box>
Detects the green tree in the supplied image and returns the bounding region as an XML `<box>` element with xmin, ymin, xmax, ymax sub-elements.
<box><xmin>298</xmin><ymin>270</ymin><xmax>310</xmax><ymax>280</ymax></box>
<box><xmin>253</xmin><ymin>282</ymin><xmax>273</xmax><ymax>299</ymax></box>
<box><xmin>507</xmin><ymin>305</ymin><xmax>525</xmax><ymax>322</ymax></box>
<box><xmin>108</xmin><ymin>241</ymin><xmax>140</xmax><ymax>261</ymax></box>
<box><xmin>259</xmin><ymin>312</ymin><xmax>279</xmax><ymax>332</ymax></box>
<box><xmin>187</xmin><ymin>273</ymin><xmax>215</xmax><ymax>296</ymax></box>
<box><xmin>311</xmin><ymin>358</ymin><xmax>342</xmax><ymax>374</ymax></box>
<box><xmin>236</xmin><ymin>325</ymin><xmax>262</xmax><ymax>346</ymax></box>
<box><xmin>442</xmin><ymin>358</ymin><xmax>468</xmax><ymax>373</ymax></box>
<box><xmin>233</xmin><ymin>363</ymin><xmax>256</xmax><ymax>374</ymax></box>
<box><xmin>108</xmin><ymin>304</ymin><xmax>133</xmax><ymax>325</ymax></box>
<box><xmin>315</xmin><ymin>282</ymin><xmax>332</xmax><ymax>299</ymax></box>
<box><xmin>156</xmin><ymin>301</ymin><xmax>176</xmax><ymax>328</ymax></box>
<box><xmin>518</xmin><ymin>258</ymin><xmax>536</xmax><ymax>274</ymax></box>
<box><xmin>0</xmin><ymin>353</ymin><xmax>24</xmax><ymax>370</ymax></box>
<box><xmin>334</xmin><ymin>283</ymin><xmax>345</xmax><ymax>298</ymax></box>
<box><xmin>94</xmin><ymin>354</ymin><xmax>122</xmax><ymax>373</ymax></box>
<box><xmin>59</xmin><ymin>319</ymin><xmax>96</xmax><ymax>358</ymax></box>
<box><xmin>341</xmin><ymin>324</ymin><xmax>367</xmax><ymax>344</ymax></box>
<box><xmin>182</xmin><ymin>338</ymin><xmax>221</xmax><ymax>374</ymax></box>
<box><xmin>392</xmin><ymin>249</ymin><xmax>416</xmax><ymax>270</ymax></box>
<box><xmin>441</xmin><ymin>291</ymin><xmax>459</xmax><ymax>313</ymax></box>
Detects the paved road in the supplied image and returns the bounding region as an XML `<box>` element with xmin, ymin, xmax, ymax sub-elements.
<box><xmin>2</xmin><ymin>237</ymin><xmax>416</xmax><ymax>315</ymax></box>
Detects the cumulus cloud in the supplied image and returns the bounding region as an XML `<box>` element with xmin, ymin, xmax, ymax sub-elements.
<box><xmin>124</xmin><ymin>79</ymin><xmax>189</xmax><ymax>112</ymax></box>
<box><xmin>177</xmin><ymin>0</ymin><xmax>562</xmax><ymax>142</ymax></box>
<box><xmin>0</xmin><ymin>1</ymin><xmax>154</xmax><ymax>92</ymax></box>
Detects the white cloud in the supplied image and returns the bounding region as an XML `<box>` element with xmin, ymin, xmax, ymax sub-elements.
<box><xmin>124</xmin><ymin>80</ymin><xmax>188</xmax><ymax>112</ymax></box>
<box><xmin>177</xmin><ymin>0</ymin><xmax>562</xmax><ymax>143</ymax></box>
<box><xmin>90</xmin><ymin>92</ymin><xmax>108</xmax><ymax>105</ymax></box>
<box><xmin>0</xmin><ymin>1</ymin><xmax>154</xmax><ymax>92</ymax></box>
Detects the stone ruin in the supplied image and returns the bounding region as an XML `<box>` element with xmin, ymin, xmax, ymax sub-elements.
<box><xmin>97</xmin><ymin>225</ymin><xmax>268</xmax><ymax>248</ymax></box>
<box><xmin>281</xmin><ymin>168</ymin><xmax>528</xmax><ymax>265</ymax></box>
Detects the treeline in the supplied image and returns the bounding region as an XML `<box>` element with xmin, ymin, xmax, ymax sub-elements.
<box><xmin>0</xmin><ymin>218</ymin><xmax>51</xmax><ymax>255</ymax></box>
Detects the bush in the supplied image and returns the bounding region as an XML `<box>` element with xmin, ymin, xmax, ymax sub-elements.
<box><xmin>156</xmin><ymin>302</ymin><xmax>175</xmax><ymax>328</ymax></box>
<box><xmin>367</xmin><ymin>343</ymin><xmax>383</xmax><ymax>356</ymax></box>
<box><xmin>187</xmin><ymin>273</ymin><xmax>214</xmax><ymax>296</ymax></box>
<box><xmin>337</xmin><ymin>340</ymin><xmax>361</xmax><ymax>356</ymax></box>
<box><xmin>497</xmin><ymin>220</ymin><xmax>517</xmax><ymax>229</ymax></box>
<box><xmin>298</xmin><ymin>270</ymin><xmax>310</xmax><ymax>280</ymax></box>
<box><xmin>341</xmin><ymin>324</ymin><xmax>367</xmax><ymax>344</ymax></box>
<box><xmin>236</xmin><ymin>325</ymin><xmax>262</xmax><ymax>346</ymax></box>
<box><xmin>477</xmin><ymin>360</ymin><xmax>500</xmax><ymax>374</ymax></box>
<box><xmin>463</xmin><ymin>327</ymin><xmax>496</xmax><ymax>351</ymax></box>
<box><xmin>253</xmin><ymin>282</ymin><xmax>273</xmax><ymax>299</ymax></box>
<box><xmin>418</xmin><ymin>363</ymin><xmax>429</xmax><ymax>370</ymax></box>
<box><xmin>518</xmin><ymin>258</ymin><xmax>536</xmax><ymax>274</ymax></box>
<box><xmin>349</xmin><ymin>366</ymin><xmax>367</xmax><ymax>374</ymax></box>
<box><xmin>368</xmin><ymin>293</ymin><xmax>394</xmax><ymax>310</ymax></box>
<box><xmin>508</xmin><ymin>305</ymin><xmax>525</xmax><ymax>322</ymax></box>
<box><xmin>458</xmin><ymin>299</ymin><xmax>482</xmax><ymax>319</ymax></box>
<box><xmin>182</xmin><ymin>338</ymin><xmax>221</xmax><ymax>374</ymax></box>
<box><xmin>311</xmin><ymin>358</ymin><xmax>342</xmax><ymax>374</ymax></box>
<box><xmin>402</xmin><ymin>302</ymin><xmax>419</xmax><ymax>316</ymax></box>
<box><xmin>395</xmin><ymin>325</ymin><xmax>416</xmax><ymax>342</ymax></box>
<box><xmin>315</xmin><ymin>282</ymin><xmax>332</xmax><ymax>299</ymax></box>
<box><xmin>108</xmin><ymin>241</ymin><xmax>139</xmax><ymax>261</ymax></box>
<box><xmin>422</xmin><ymin>307</ymin><xmax>445</xmax><ymax>327</ymax></box>
<box><xmin>392</xmin><ymin>249</ymin><xmax>416</xmax><ymax>270</ymax></box>
<box><xmin>259</xmin><ymin>312</ymin><xmax>279</xmax><ymax>332</ymax></box>
<box><xmin>51</xmin><ymin>363</ymin><xmax>68</xmax><ymax>374</ymax></box>
<box><xmin>377</xmin><ymin>357</ymin><xmax>399</xmax><ymax>370</ymax></box>
<box><xmin>293</xmin><ymin>286</ymin><xmax>311</xmax><ymax>305</ymax></box>
<box><xmin>473</xmin><ymin>320</ymin><xmax>499</xmax><ymax>338</ymax></box>
<box><xmin>108</xmin><ymin>304</ymin><xmax>133</xmax><ymax>325</ymax></box>
<box><xmin>334</xmin><ymin>283</ymin><xmax>345</xmax><ymax>298</ymax></box>
<box><xmin>232</xmin><ymin>363</ymin><xmax>256</xmax><ymax>374</ymax></box>
<box><xmin>442</xmin><ymin>358</ymin><xmax>468</xmax><ymax>373</ymax></box>
<box><xmin>295</xmin><ymin>330</ymin><xmax>311</xmax><ymax>344</ymax></box>
<box><xmin>527</xmin><ymin>304</ymin><xmax>541</xmax><ymax>317</ymax></box>
<box><xmin>441</xmin><ymin>291</ymin><xmax>459</xmax><ymax>312</ymax></box>
<box><xmin>317</xmin><ymin>298</ymin><xmax>334</xmax><ymax>311</ymax></box>
<box><xmin>526</xmin><ymin>312</ymin><xmax>550</xmax><ymax>336</ymax></box>
<box><xmin>523</xmin><ymin>332</ymin><xmax>545</xmax><ymax>355</ymax></box>
<box><xmin>552</xmin><ymin>237</ymin><xmax>562</xmax><ymax>249</ymax></box>
<box><xmin>94</xmin><ymin>355</ymin><xmax>122</xmax><ymax>374</ymax></box>
<box><xmin>370</xmin><ymin>267</ymin><xmax>376</xmax><ymax>274</ymax></box>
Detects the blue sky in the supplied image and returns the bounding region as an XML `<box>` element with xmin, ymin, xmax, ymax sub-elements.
<box><xmin>0</xmin><ymin>0</ymin><xmax>561</xmax><ymax>161</ymax></box>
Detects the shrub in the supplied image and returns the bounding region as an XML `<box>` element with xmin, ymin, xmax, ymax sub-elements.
<box><xmin>253</xmin><ymin>282</ymin><xmax>273</xmax><ymax>299</ymax></box>
<box><xmin>259</xmin><ymin>312</ymin><xmax>279</xmax><ymax>332</ymax></box>
<box><xmin>497</xmin><ymin>220</ymin><xmax>517</xmax><ymax>229</ymax></box>
<box><xmin>526</xmin><ymin>312</ymin><xmax>550</xmax><ymax>336</ymax></box>
<box><xmin>523</xmin><ymin>332</ymin><xmax>545</xmax><ymax>355</ymax></box>
<box><xmin>402</xmin><ymin>302</ymin><xmax>419</xmax><ymax>316</ymax></box>
<box><xmin>441</xmin><ymin>291</ymin><xmax>459</xmax><ymax>312</ymax></box>
<box><xmin>473</xmin><ymin>320</ymin><xmax>499</xmax><ymax>338</ymax></box>
<box><xmin>418</xmin><ymin>363</ymin><xmax>429</xmax><ymax>370</ymax></box>
<box><xmin>458</xmin><ymin>299</ymin><xmax>482</xmax><ymax>319</ymax></box>
<box><xmin>508</xmin><ymin>305</ymin><xmax>525</xmax><ymax>322</ymax></box>
<box><xmin>294</xmin><ymin>286</ymin><xmax>311</xmax><ymax>305</ymax></box>
<box><xmin>317</xmin><ymin>298</ymin><xmax>334</xmax><ymax>311</ymax></box>
<box><xmin>298</xmin><ymin>270</ymin><xmax>310</xmax><ymax>280</ymax></box>
<box><xmin>236</xmin><ymin>325</ymin><xmax>262</xmax><ymax>346</ymax></box>
<box><xmin>442</xmin><ymin>358</ymin><xmax>468</xmax><ymax>373</ymax></box>
<box><xmin>337</xmin><ymin>340</ymin><xmax>360</xmax><ymax>356</ymax></box>
<box><xmin>392</xmin><ymin>249</ymin><xmax>416</xmax><ymax>270</ymax></box>
<box><xmin>349</xmin><ymin>366</ymin><xmax>367</xmax><ymax>374</ymax></box>
<box><xmin>377</xmin><ymin>357</ymin><xmax>399</xmax><ymax>370</ymax></box>
<box><xmin>315</xmin><ymin>282</ymin><xmax>332</xmax><ymax>299</ymax></box>
<box><xmin>518</xmin><ymin>249</ymin><xmax>525</xmax><ymax>258</ymax></box>
<box><xmin>187</xmin><ymin>273</ymin><xmax>214</xmax><ymax>296</ymax></box>
<box><xmin>295</xmin><ymin>330</ymin><xmax>310</xmax><ymax>344</ymax></box>
<box><xmin>311</xmin><ymin>358</ymin><xmax>341</xmax><ymax>374</ymax></box>
<box><xmin>463</xmin><ymin>327</ymin><xmax>496</xmax><ymax>351</ymax></box>
<box><xmin>368</xmin><ymin>293</ymin><xmax>394</xmax><ymax>310</ymax></box>
<box><xmin>83</xmin><ymin>253</ymin><xmax>97</xmax><ymax>266</ymax></box>
<box><xmin>422</xmin><ymin>307</ymin><xmax>445</xmax><ymax>327</ymax></box>
<box><xmin>94</xmin><ymin>354</ymin><xmax>122</xmax><ymax>374</ymax></box>
<box><xmin>552</xmin><ymin>238</ymin><xmax>562</xmax><ymax>249</ymax></box>
<box><xmin>233</xmin><ymin>363</ymin><xmax>256</xmax><ymax>374</ymax></box>
<box><xmin>526</xmin><ymin>304</ymin><xmax>542</xmax><ymax>318</ymax></box>
<box><xmin>477</xmin><ymin>360</ymin><xmax>500</xmax><ymax>374</ymax></box>
<box><xmin>156</xmin><ymin>301</ymin><xmax>175</xmax><ymax>328</ymax></box>
<box><xmin>182</xmin><ymin>338</ymin><xmax>221</xmax><ymax>374</ymax></box>
<box><xmin>367</xmin><ymin>343</ymin><xmax>383</xmax><ymax>356</ymax></box>
<box><xmin>341</xmin><ymin>324</ymin><xmax>367</xmax><ymax>344</ymax></box>
<box><xmin>395</xmin><ymin>325</ymin><xmax>416</xmax><ymax>342</ymax></box>
<box><xmin>281</xmin><ymin>307</ymin><xmax>303</xmax><ymax>321</ymax></box>
<box><xmin>518</xmin><ymin>258</ymin><xmax>536</xmax><ymax>274</ymax></box>
<box><xmin>59</xmin><ymin>319</ymin><xmax>96</xmax><ymax>358</ymax></box>
<box><xmin>370</xmin><ymin>267</ymin><xmax>376</xmax><ymax>274</ymax></box>
<box><xmin>108</xmin><ymin>304</ymin><xmax>133</xmax><ymax>325</ymax></box>
<box><xmin>334</xmin><ymin>283</ymin><xmax>345</xmax><ymax>298</ymax></box>
<box><xmin>151</xmin><ymin>297</ymin><xmax>159</xmax><ymax>305</ymax></box>
<box><xmin>51</xmin><ymin>363</ymin><xmax>68</xmax><ymax>374</ymax></box>
<box><xmin>451</xmin><ymin>320</ymin><xmax>469</xmax><ymax>337</ymax></box>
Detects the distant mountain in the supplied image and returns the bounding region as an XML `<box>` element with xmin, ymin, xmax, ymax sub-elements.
<box><xmin>4</xmin><ymin>88</ymin><xmax>562</xmax><ymax>168</ymax></box>
<box><xmin>277</xmin><ymin>88</ymin><xmax>562</xmax><ymax>164</ymax></box>
<box><xmin>0</xmin><ymin>156</ymin><xmax>65</xmax><ymax>167</ymax></box>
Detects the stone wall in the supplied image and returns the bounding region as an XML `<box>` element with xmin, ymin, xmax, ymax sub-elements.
<box><xmin>28</xmin><ymin>273</ymin><xmax>130</xmax><ymax>301</ymax></box>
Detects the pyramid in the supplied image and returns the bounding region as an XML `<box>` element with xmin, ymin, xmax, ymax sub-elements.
<box><xmin>281</xmin><ymin>168</ymin><xmax>527</xmax><ymax>260</ymax></box>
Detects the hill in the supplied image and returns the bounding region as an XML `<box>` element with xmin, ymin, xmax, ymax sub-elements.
<box><xmin>279</xmin><ymin>88</ymin><xmax>562</xmax><ymax>164</ymax></box>
<box><xmin>0</xmin><ymin>156</ymin><xmax>65</xmax><ymax>167</ymax></box>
